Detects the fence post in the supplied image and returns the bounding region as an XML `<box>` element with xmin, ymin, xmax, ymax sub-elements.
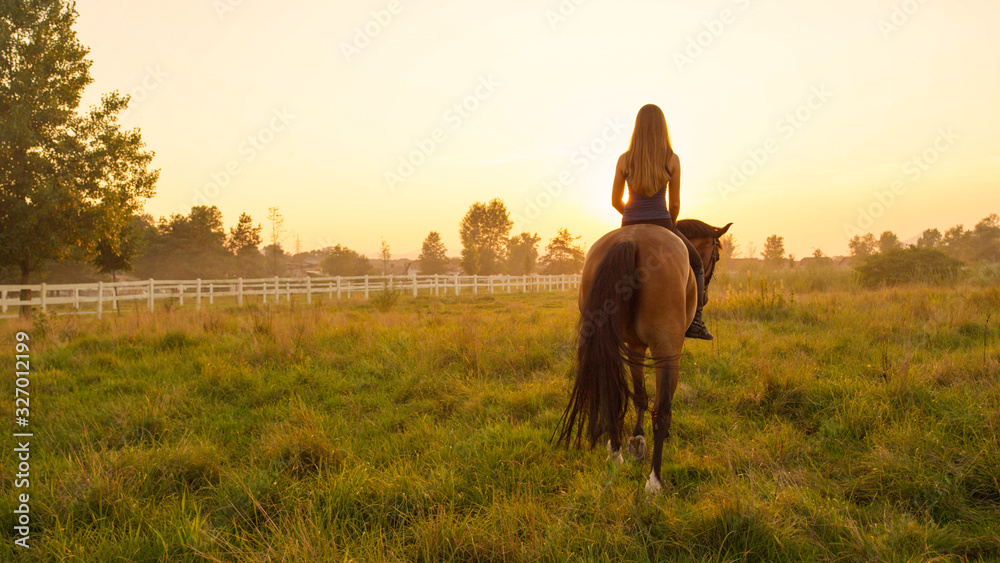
<box><xmin>196</xmin><ymin>279</ymin><xmax>202</xmax><ymax>310</ymax></box>
<box><xmin>39</xmin><ymin>283</ymin><xmax>47</xmax><ymax>312</ymax></box>
<box><xmin>473</xmin><ymin>275</ymin><xmax>478</xmax><ymax>294</ymax></box>
<box><xmin>147</xmin><ymin>279</ymin><xmax>154</xmax><ymax>312</ymax></box>
<box><xmin>364</xmin><ymin>275</ymin><xmax>369</xmax><ymax>300</ymax></box>
<box><xmin>337</xmin><ymin>277</ymin><xmax>342</xmax><ymax>300</ymax></box>
<box><xmin>454</xmin><ymin>274</ymin><xmax>459</xmax><ymax>296</ymax></box>
<box><xmin>434</xmin><ymin>274</ymin><xmax>439</xmax><ymax>297</ymax></box>
<box><xmin>97</xmin><ymin>282</ymin><xmax>103</xmax><ymax>319</ymax></box>
<box><xmin>237</xmin><ymin>278</ymin><xmax>244</xmax><ymax>306</ymax></box>
<box><xmin>1</xmin><ymin>288</ymin><xmax>6</xmax><ymax>314</ymax></box>
<box><xmin>307</xmin><ymin>276</ymin><xmax>312</xmax><ymax>305</ymax></box>
<box><xmin>412</xmin><ymin>274</ymin><xmax>417</xmax><ymax>298</ymax></box>
<box><xmin>179</xmin><ymin>282</ymin><xmax>185</xmax><ymax>307</ymax></box>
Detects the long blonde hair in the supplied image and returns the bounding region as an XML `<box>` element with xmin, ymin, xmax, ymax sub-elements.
<box><xmin>623</xmin><ymin>104</ymin><xmax>674</xmax><ymax>197</ymax></box>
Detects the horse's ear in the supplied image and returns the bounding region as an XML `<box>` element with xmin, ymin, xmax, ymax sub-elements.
<box><xmin>716</xmin><ymin>222</ymin><xmax>733</xmax><ymax>237</ymax></box>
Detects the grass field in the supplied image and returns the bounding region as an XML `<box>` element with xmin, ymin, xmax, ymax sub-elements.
<box><xmin>2</xmin><ymin>270</ymin><xmax>999</xmax><ymax>562</ymax></box>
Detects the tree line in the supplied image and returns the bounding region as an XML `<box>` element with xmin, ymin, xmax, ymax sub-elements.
<box><xmin>715</xmin><ymin>213</ymin><xmax>1000</xmax><ymax>269</ymax></box>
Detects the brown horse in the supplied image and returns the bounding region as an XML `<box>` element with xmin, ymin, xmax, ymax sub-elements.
<box><xmin>556</xmin><ymin>219</ymin><xmax>731</xmax><ymax>494</ymax></box>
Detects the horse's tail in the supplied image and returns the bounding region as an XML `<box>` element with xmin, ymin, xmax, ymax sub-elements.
<box><xmin>556</xmin><ymin>239</ymin><xmax>638</xmax><ymax>449</ymax></box>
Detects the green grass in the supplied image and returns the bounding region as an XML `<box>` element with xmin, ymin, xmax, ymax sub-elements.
<box><xmin>1</xmin><ymin>280</ymin><xmax>998</xmax><ymax>562</ymax></box>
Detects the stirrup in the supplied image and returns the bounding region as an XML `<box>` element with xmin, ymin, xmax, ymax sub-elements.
<box><xmin>685</xmin><ymin>317</ymin><xmax>714</xmax><ymax>340</ymax></box>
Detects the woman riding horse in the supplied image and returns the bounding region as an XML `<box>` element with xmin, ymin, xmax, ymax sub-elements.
<box><xmin>611</xmin><ymin>104</ymin><xmax>713</xmax><ymax>340</ymax></box>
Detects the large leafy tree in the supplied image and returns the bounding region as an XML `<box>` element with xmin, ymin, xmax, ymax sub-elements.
<box><xmin>507</xmin><ymin>232</ymin><xmax>540</xmax><ymax>275</ymax></box>
<box><xmin>459</xmin><ymin>199</ymin><xmax>512</xmax><ymax>275</ymax></box>
<box><xmin>539</xmin><ymin>228</ymin><xmax>585</xmax><ymax>274</ymax></box>
<box><xmin>878</xmin><ymin>231</ymin><xmax>901</xmax><ymax>253</ymax></box>
<box><xmin>418</xmin><ymin>231</ymin><xmax>448</xmax><ymax>274</ymax></box>
<box><xmin>0</xmin><ymin>1</ymin><xmax>158</xmax><ymax>303</ymax></box>
<box><xmin>134</xmin><ymin>206</ymin><xmax>231</xmax><ymax>280</ymax></box>
<box><xmin>917</xmin><ymin>228</ymin><xmax>942</xmax><ymax>249</ymax></box>
<box><xmin>848</xmin><ymin>233</ymin><xmax>878</xmax><ymax>259</ymax></box>
<box><xmin>321</xmin><ymin>244</ymin><xmax>373</xmax><ymax>276</ymax></box>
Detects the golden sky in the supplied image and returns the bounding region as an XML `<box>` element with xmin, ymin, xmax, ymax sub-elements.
<box><xmin>74</xmin><ymin>0</ymin><xmax>1000</xmax><ymax>259</ymax></box>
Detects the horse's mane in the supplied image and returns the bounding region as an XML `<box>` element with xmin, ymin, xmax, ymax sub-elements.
<box><xmin>675</xmin><ymin>219</ymin><xmax>717</xmax><ymax>240</ymax></box>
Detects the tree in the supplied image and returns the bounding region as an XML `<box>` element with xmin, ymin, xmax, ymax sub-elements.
<box><xmin>262</xmin><ymin>244</ymin><xmax>288</xmax><ymax>276</ymax></box>
<box><xmin>417</xmin><ymin>231</ymin><xmax>448</xmax><ymax>274</ymax></box>
<box><xmin>761</xmin><ymin>234</ymin><xmax>785</xmax><ymax>265</ymax></box>
<box><xmin>812</xmin><ymin>248</ymin><xmax>825</xmax><ymax>258</ymax></box>
<box><xmin>942</xmin><ymin>225</ymin><xmax>971</xmax><ymax>261</ymax></box>
<box><xmin>969</xmin><ymin>214</ymin><xmax>1000</xmax><ymax>261</ymax></box>
<box><xmin>93</xmin><ymin>214</ymin><xmax>150</xmax><ymax>283</ymax></box>
<box><xmin>321</xmin><ymin>245</ymin><xmax>372</xmax><ymax>276</ymax></box>
<box><xmin>459</xmin><ymin>199</ymin><xmax>512</xmax><ymax>274</ymax></box>
<box><xmin>379</xmin><ymin>237</ymin><xmax>391</xmax><ymax>275</ymax></box>
<box><xmin>539</xmin><ymin>228</ymin><xmax>585</xmax><ymax>274</ymax></box>
<box><xmin>720</xmin><ymin>233</ymin><xmax>739</xmax><ymax>261</ymax></box>
<box><xmin>226</xmin><ymin>212</ymin><xmax>263</xmax><ymax>278</ymax></box>
<box><xmin>878</xmin><ymin>231</ymin><xmax>901</xmax><ymax>253</ymax></box>
<box><xmin>134</xmin><ymin>206</ymin><xmax>231</xmax><ymax>280</ymax></box>
<box><xmin>226</xmin><ymin>213</ymin><xmax>262</xmax><ymax>254</ymax></box>
<box><xmin>917</xmin><ymin>228</ymin><xmax>942</xmax><ymax>249</ymax></box>
<box><xmin>0</xmin><ymin>1</ymin><xmax>158</xmax><ymax>314</ymax></box>
<box><xmin>848</xmin><ymin>233</ymin><xmax>878</xmax><ymax>259</ymax></box>
<box><xmin>507</xmin><ymin>232</ymin><xmax>541</xmax><ymax>275</ymax></box>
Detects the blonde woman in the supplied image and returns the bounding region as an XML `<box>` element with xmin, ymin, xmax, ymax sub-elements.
<box><xmin>611</xmin><ymin>104</ymin><xmax>713</xmax><ymax>340</ymax></box>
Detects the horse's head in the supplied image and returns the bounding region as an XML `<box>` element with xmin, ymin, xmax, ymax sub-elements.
<box><xmin>675</xmin><ymin>220</ymin><xmax>732</xmax><ymax>289</ymax></box>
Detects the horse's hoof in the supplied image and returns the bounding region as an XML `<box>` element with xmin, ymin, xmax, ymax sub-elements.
<box><xmin>606</xmin><ymin>440</ymin><xmax>624</xmax><ymax>465</ymax></box>
<box><xmin>624</xmin><ymin>436</ymin><xmax>647</xmax><ymax>461</ymax></box>
<box><xmin>645</xmin><ymin>471</ymin><xmax>663</xmax><ymax>495</ymax></box>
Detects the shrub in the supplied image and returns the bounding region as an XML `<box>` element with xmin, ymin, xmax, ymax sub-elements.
<box><xmin>372</xmin><ymin>282</ymin><xmax>401</xmax><ymax>312</ymax></box>
<box><xmin>856</xmin><ymin>247</ymin><xmax>962</xmax><ymax>286</ymax></box>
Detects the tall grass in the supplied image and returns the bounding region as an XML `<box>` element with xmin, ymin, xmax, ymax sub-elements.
<box><xmin>0</xmin><ymin>280</ymin><xmax>997</xmax><ymax>561</ymax></box>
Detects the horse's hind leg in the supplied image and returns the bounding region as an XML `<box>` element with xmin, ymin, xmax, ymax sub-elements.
<box><xmin>624</xmin><ymin>343</ymin><xmax>648</xmax><ymax>461</ymax></box>
<box><xmin>646</xmin><ymin>354</ymin><xmax>680</xmax><ymax>495</ymax></box>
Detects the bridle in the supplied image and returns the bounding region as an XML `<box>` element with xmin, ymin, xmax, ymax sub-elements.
<box><xmin>703</xmin><ymin>237</ymin><xmax>721</xmax><ymax>287</ymax></box>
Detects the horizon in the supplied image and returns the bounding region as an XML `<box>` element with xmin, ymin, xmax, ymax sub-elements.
<box><xmin>72</xmin><ymin>0</ymin><xmax>1000</xmax><ymax>260</ymax></box>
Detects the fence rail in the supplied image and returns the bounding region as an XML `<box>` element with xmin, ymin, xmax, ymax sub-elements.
<box><xmin>0</xmin><ymin>274</ymin><xmax>582</xmax><ymax>318</ymax></box>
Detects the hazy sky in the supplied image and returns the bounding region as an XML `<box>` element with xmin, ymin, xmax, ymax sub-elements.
<box><xmin>74</xmin><ymin>0</ymin><xmax>1000</xmax><ymax>259</ymax></box>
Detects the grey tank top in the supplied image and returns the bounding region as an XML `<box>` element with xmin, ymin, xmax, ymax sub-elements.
<box><xmin>622</xmin><ymin>184</ymin><xmax>670</xmax><ymax>222</ymax></box>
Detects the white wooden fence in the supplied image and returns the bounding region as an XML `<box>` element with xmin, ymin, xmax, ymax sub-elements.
<box><xmin>0</xmin><ymin>274</ymin><xmax>581</xmax><ymax>318</ymax></box>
